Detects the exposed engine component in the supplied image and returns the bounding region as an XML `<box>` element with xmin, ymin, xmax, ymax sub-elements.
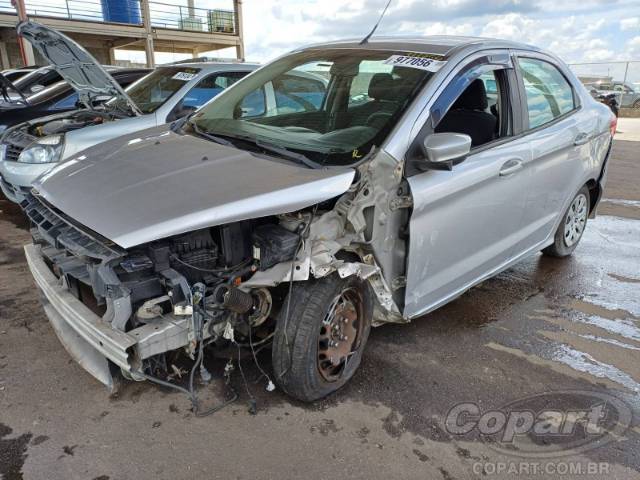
<box><xmin>212</xmin><ymin>285</ymin><xmax>272</xmax><ymax>326</ymax></box>
<box><xmin>248</xmin><ymin>288</ymin><xmax>272</xmax><ymax>326</ymax></box>
<box><xmin>252</xmin><ymin>224</ymin><xmax>300</xmax><ymax>270</ymax></box>
<box><xmin>35</xmin><ymin>115</ymin><xmax>104</xmax><ymax>136</ymax></box>
<box><xmin>214</xmin><ymin>284</ymin><xmax>254</xmax><ymax>313</ymax></box>
<box><xmin>136</xmin><ymin>295</ymin><xmax>171</xmax><ymax>321</ymax></box>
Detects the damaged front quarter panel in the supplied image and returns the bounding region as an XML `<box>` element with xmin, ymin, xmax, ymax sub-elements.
<box><xmin>244</xmin><ymin>149</ymin><xmax>411</xmax><ymax>326</ymax></box>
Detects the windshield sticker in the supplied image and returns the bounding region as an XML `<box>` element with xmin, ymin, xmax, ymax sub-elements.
<box><xmin>383</xmin><ymin>54</ymin><xmax>446</xmax><ymax>72</ymax></box>
<box><xmin>172</xmin><ymin>71</ymin><xmax>197</xmax><ymax>81</ymax></box>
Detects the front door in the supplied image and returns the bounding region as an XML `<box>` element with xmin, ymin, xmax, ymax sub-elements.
<box><xmin>404</xmin><ymin>58</ymin><xmax>531</xmax><ymax>318</ymax></box>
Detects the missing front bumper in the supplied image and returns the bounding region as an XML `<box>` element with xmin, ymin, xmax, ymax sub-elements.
<box><xmin>24</xmin><ymin>244</ymin><xmax>195</xmax><ymax>391</ymax></box>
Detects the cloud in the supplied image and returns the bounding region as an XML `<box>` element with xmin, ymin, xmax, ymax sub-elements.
<box><xmin>620</xmin><ymin>17</ymin><xmax>639</xmax><ymax>30</ymax></box>
<box><xmin>239</xmin><ymin>0</ymin><xmax>636</xmax><ymax>68</ymax></box>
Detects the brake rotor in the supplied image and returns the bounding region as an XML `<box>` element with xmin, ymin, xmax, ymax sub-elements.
<box><xmin>317</xmin><ymin>289</ymin><xmax>363</xmax><ymax>382</ymax></box>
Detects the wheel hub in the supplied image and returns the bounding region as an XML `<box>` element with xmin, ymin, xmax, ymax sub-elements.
<box><xmin>564</xmin><ymin>193</ymin><xmax>588</xmax><ymax>247</ymax></box>
<box><xmin>318</xmin><ymin>290</ymin><xmax>362</xmax><ymax>381</ymax></box>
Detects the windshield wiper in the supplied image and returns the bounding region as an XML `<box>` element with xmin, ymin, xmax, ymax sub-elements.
<box><xmin>253</xmin><ymin>138</ymin><xmax>321</xmax><ymax>169</ymax></box>
<box><xmin>189</xmin><ymin>120</ymin><xmax>235</xmax><ymax>147</ymax></box>
<box><xmin>189</xmin><ymin>121</ymin><xmax>320</xmax><ymax>168</ymax></box>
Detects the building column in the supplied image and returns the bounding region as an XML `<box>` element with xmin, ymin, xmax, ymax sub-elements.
<box><xmin>234</xmin><ymin>0</ymin><xmax>245</xmax><ymax>60</ymax></box>
<box><xmin>12</xmin><ymin>0</ymin><xmax>36</xmax><ymax>66</ymax></box>
<box><xmin>0</xmin><ymin>42</ymin><xmax>10</xmax><ymax>70</ymax></box>
<box><xmin>108</xmin><ymin>45</ymin><xmax>117</xmax><ymax>65</ymax></box>
<box><xmin>140</xmin><ymin>0</ymin><xmax>155</xmax><ymax>67</ymax></box>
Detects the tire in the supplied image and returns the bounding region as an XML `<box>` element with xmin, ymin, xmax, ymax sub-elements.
<box><xmin>542</xmin><ymin>186</ymin><xmax>590</xmax><ymax>258</ymax></box>
<box><xmin>272</xmin><ymin>274</ymin><xmax>373</xmax><ymax>402</ymax></box>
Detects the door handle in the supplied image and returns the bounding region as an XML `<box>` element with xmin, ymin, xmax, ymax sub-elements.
<box><xmin>573</xmin><ymin>132</ymin><xmax>590</xmax><ymax>146</ymax></box>
<box><xmin>499</xmin><ymin>158</ymin><xmax>523</xmax><ymax>177</ymax></box>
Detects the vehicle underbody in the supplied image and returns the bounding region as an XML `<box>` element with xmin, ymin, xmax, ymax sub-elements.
<box><xmin>22</xmin><ymin>148</ymin><xmax>410</xmax><ymax>398</ymax></box>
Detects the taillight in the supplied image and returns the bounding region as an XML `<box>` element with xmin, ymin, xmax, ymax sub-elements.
<box><xmin>610</xmin><ymin>116</ymin><xmax>617</xmax><ymax>137</ymax></box>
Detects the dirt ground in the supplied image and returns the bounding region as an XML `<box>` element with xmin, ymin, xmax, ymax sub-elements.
<box><xmin>0</xmin><ymin>124</ymin><xmax>639</xmax><ymax>480</ymax></box>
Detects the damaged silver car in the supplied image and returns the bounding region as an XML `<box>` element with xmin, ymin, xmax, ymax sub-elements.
<box><xmin>23</xmin><ymin>36</ymin><xmax>614</xmax><ymax>402</ymax></box>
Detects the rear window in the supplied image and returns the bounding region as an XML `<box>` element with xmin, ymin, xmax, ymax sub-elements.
<box><xmin>518</xmin><ymin>58</ymin><xmax>575</xmax><ymax>129</ymax></box>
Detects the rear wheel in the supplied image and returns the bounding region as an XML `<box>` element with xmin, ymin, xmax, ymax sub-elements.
<box><xmin>272</xmin><ymin>274</ymin><xmax>373</xmax><ymax>402</ymax></box>
<box><xmin>542</xmin><ymin>186</ymin><xmax>590</xmax><ymax>258</ymax></box>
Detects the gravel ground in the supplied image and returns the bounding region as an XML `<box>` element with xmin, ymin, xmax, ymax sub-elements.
<box><xmin>0</xmin><ymin>132</ymin><xmax>639</xmax><ymax>480</ymax></box>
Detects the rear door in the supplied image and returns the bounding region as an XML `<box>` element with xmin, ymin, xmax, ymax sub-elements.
<box><xmin>404</xmin><ymin>53</ymin><xmax>532</xmax><ymax>318</ymax></box>
<box><xmin>511</xmin><ymin>54</ymin><xmax>597</xmax><ymax>250</ymax></box>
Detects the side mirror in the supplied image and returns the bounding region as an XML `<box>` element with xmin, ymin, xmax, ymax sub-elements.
<box><xmin>420</xmin><ymin>132</ymin><xmax>472</xmax><ymax>171</ymax></box>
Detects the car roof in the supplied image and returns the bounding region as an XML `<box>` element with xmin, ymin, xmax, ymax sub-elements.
<box><xmin>162</xmin><ymin>62</ymin><xmax>260</xmax><ymax>72</ymax></box>
<box><xmin>301</xmin><ymin>35</ymin><xmax>542</xmax><ymax>58</ymax></box>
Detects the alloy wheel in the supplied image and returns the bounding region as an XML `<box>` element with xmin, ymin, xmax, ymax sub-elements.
<box><xmin>564</xmin><ymin>193</ymin><xmax>588</xmax><ymax>247</ymax></box>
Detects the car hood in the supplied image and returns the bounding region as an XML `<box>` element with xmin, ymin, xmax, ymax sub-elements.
<box><xmin>34</xmin><ymin>126</ymin><xmax>355</xmax><ymax>248</ymax></box>
<box><xmin>17</xmin><ymin>21</ymin><xmax>139</xmax><ymax>114</ymax></box>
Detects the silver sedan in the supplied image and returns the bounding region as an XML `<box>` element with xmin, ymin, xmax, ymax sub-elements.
<box><xmin>22</xmin><ymin>36</ymin><xmax>615</xmax><ymax>402</ymax></box>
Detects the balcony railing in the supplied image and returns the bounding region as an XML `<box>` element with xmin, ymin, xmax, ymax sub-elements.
<box><xmin>0</xmin><ymin>0</ymin><xmax>237</xmax><ymax>34</ymax></box>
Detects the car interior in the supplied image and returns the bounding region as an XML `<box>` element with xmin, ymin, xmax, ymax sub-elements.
<box><xmin>434</xmin><ymin>77</ymin><xmax>499</xmax><ymax>147</ymax></box>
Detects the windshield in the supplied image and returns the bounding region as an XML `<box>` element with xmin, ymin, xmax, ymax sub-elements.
<box><xmin>190</xmin><ymin>49</ymin><xmax>435</xmax><ymax>166</ymax></box>
<box><xmin>107</xmin><ymin>66</ymin><xmax>201</xmax><ymax>114</ymax></box>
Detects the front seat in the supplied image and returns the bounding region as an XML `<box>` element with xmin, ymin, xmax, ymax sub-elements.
<box><xmin>350</xmin><ymin>73</ymin><xmax>399</xmax><ymax>127</ymax></box>
<box><xmin>435</xmin><ymin>79</ymin><xmax>497</xmax><ymax>147</ymax></box>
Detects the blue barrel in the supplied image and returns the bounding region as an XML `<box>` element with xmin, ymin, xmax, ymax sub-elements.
<box><xmin>101</xmin><ymin>0</ymin><xmax>142</xmax><ymax>24</ymax></box>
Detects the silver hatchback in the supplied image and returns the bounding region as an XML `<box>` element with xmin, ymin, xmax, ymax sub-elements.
<box><xmin>23</xmin><ymin>36</ymin><xmax>615</xmax><ymax>403</ymax></box>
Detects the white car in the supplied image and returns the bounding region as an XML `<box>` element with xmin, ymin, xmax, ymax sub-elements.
<box><xmin>0</xmin><ymin>21</ymin><xmax>258</xmax><ymax>203</ymax></box>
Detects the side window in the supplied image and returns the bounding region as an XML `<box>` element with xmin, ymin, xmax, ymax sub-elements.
<box><xmin>272</xmin><ymin>74</ymin><xmax>326</xmax><ymax>114</ymax></box>
<box><xmin>434</xmin><ymin>69</ymin><xmax>509</xmax><ymax>148</ymax></box>
<box><xmin>239</xmin><ymin>88</ymin><xmax>266</xmax><ymax>117</ymax></box>
<box><xmin>518</xmin><ymin>58</ymin><xmax>575</xmax><ymax>129</ymax></box>
<box><xmin>49</xmin><ymin>92</ymin><xmax>79</xmax><ymax>110</ymax></box>
<box><xmin>182</xmin><ymin>71</ymin><xmax>248</xmax><ymax>109</ymax></box>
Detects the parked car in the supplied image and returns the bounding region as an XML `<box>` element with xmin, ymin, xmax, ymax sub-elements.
<box><xmin>0</xmin><ymin>66</ymin><xmax>63</xmax><ymax>103</ymax></box>
<box><xmin>0</xmin><ymin>67</ymin><xmax>150</xmax><ymax>134</ymax></box>
<box><xmin>22</xmin><ymin>36</ymin><xmax>614</xmax><ymax>402</ymax></box>
<box><xmin>0</xmin><ymin>21</ymin><xmax>259</xmax><ymax>203</ymax></box>
<box><xmin>0</xmin><ymin>66</ymin><xmax>40</xmax><ymax>82</ymax></box>
<box><xmin>586</xmin><ymin>86</ymin><xmax>619</xmax><ymax>116</ymax></box>
<box><xmin>587</xmin><ymin>81</ymin><xmax>640</xmax><ymax>108</ymax></box>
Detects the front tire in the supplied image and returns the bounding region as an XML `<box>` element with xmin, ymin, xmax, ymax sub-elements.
<box><xmin>272</xmin><ymin>274</ymin><xmax>373</xmax><ymax>402</ymax></box>
<box><xmin>542</xmin><ymin>186</ymin><xmax>590</xmax><ymax>258</ymax></box>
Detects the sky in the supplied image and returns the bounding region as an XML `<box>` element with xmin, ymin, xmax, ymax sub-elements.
<box><xmin>117</xmin><ymin>0</ymin><xmax>640</xmax><ymax>81</ymax></box>
<box><xmin>239</xmin><ymin>0</ymin><xmax>640</xmax><ymax>63</ymax></box>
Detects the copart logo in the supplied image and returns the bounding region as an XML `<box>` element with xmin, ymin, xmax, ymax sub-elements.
<box><xmin>444</xmin><ymin>391</ymin><xmax>632</xmax><ymax>458</ymax></box>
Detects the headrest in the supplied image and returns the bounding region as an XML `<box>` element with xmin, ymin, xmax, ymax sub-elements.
<box><xmin>452</xmin><ymin>78</ymin><xmax>488</xmax><ymax>111</ymax></box>
<box><xmin>368</xmin><ymin>73</ymin><xmax>396</xmax><ymax>101</ymax></box>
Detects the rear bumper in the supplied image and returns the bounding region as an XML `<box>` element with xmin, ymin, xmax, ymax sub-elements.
<box><xmin>590</xmin><ymin>139</ymin><xmax>613</xmax><ymax>218</ymax></box>
<box><xmin>25</xmin><ymin>244</ymin><xmax>195</xmax><ymax>391</ymax></box>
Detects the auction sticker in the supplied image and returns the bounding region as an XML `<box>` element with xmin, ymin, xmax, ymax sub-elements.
<box><xmin>172</xmin><ymin>71</ymin><xmax>197</xmax><ymax>81</ymax></box>
<box><xmin>383</xmin><ymin>54</ymin><xmax>446</xmax><ymax>72</ymax></box>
